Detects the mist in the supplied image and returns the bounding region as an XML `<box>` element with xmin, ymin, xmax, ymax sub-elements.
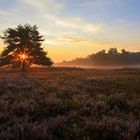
<box><xmin>57</xmin><ymin>48</ymin><xmax>140</xmax><ymax>69</ymax></box>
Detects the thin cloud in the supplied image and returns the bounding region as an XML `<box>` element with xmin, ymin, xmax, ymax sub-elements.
<box><xmin>19</xmin><ymin>0</ymin><xmax>65</xmax><ymax>13</ymax></box>
<box><xmin>55</xmin><ymin>17</ymin><xmax>103</xmax><ymax>34</ymax></box>
<box><xmin>118</xmin><ymin>19</ymin><xmax>126</xmax><ymax>23</ymax></box>
<box><xmin>68</xmin><ymin>0</ymin><xmax>124</xmax><ymax>7</ymax></box>
<box><xmin>0</xmin><ymin>10</ymin><xmax>8</xmax><ymax>16</ymax></box>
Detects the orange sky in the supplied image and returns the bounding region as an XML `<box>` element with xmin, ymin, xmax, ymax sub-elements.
<box><xmin>0</xmin><ymin>0</ymin><xmax>140</xmax><ymax>62</ymax></box>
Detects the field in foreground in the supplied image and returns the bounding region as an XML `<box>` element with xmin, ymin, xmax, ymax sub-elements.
<box><xmin>0</xmin><ymin>67</ymin><xmax>140</xmax><ymax>140</ymax></box>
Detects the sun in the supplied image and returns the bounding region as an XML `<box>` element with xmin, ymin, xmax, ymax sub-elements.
<box><xmin>18</xmin><ymin>52</ymin><xmax>28</xmax><ymax>61</ymax></box>
<box><xmin>20</xmin><ymin>54</ymin><xmax>27</xmax><ymax>59</ymax></box>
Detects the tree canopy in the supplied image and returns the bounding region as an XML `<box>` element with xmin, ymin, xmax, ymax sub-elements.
<box><xmin>61</xmin><ymin>48</ymin><xmax>140</xmax><ymax>66</ymax></box>
<box><xmin>0</xmin><ymin>24</ymin><xmax>53</xmax><ymax>71</ymax></box>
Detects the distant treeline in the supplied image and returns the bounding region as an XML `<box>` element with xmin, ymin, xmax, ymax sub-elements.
<box><xmin>61</xmin><ymin>48</ymin><xmax>140</xmax><ymax>66</ymax></box>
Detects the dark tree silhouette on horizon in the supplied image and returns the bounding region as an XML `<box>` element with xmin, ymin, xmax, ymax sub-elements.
<box><xmin>61</xmin><ymin>48</ymin><xmax>140</xmax><ymax>66</ymax></box>
<box><xmin>0</xmin><ymin>24</ymin><xmax>53</xmax><ymax>72</ymax></box>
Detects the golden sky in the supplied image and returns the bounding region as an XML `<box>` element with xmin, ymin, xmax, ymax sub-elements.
<box><xmin>0</xmin><ymin>0</ymin><xmax>140</xmax><ymax>62</ymax></box>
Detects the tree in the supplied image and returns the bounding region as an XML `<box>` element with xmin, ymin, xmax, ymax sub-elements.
<box><xmin>0</xmin><ymin>24</ymin><xmax>53</xmax><ymax>72</ymax></box>
<box><xmin>108</xmin><ymin>48</ymin><xmax>118</xmax><ymax>55</ymax></box>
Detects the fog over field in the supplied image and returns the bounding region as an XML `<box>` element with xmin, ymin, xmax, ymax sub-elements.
<box><xmin>57</xmin><ymin>48</ymin><xmax>140</xmax><ymax>69</ymax></box>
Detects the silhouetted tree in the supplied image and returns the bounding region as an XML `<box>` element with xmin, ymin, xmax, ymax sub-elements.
<box><xmin>0</xmin><ymin>24</ymin><xmax>53</xmax><ymax>72</ymax></box>
<box><xmin>62</xmin><ymin>48</ymin><xmax>140</xmax><ymax>66</ymax></box>
<box><xmin>108</xmin><ymin>48</ymin><xmax>118</xmax><ymax>55</ymax></box>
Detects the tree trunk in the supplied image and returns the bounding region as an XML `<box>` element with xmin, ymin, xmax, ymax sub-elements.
<box><xmin>21</xmin><ymin>60</ymin><xmax>26</xmax><ymax>73</ymax></box>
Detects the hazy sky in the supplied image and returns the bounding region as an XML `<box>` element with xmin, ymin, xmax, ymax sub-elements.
<box><xmin>0</xmin><ymin>0</ymin><xmax>140</xmax><ymax>62</ymax></box>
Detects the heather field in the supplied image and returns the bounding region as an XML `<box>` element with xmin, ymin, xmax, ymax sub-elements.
<box><xmin>0</xmin><ymin>67</ymin><xmax>140</xmax><ymax>140</ymax></box>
